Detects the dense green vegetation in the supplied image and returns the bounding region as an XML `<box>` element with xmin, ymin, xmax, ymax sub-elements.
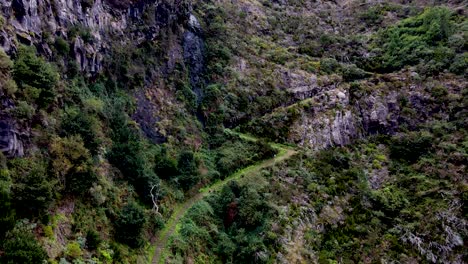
<box><xmin>0</xmin><ymin>42</ymin><xmax>278</xmax><ymax>262</ymax></box>
<box><xmin>0</xmin><ymin>39</ymin><xmax>278</xmax><ymax>262</ymax></box>
<box><xmin>169</xmin><ymin>181</ymin><xmax>277</xmax><ymax>263</ymax></box>
<box><xmin>160</xmin><ymin>3</ymin><xmax>467</xmax><ymax>263</ymax></box>
<box><xmin>0</xmin><ymin>1</ymin><xmax>466</xmax><ymax>263</ymax></box>
<box><xmin>166</xmin><ymin>116</ymin><xmax>467</xmax><ymax>262</ymax></box>
<box><xmin>364</xmin><ymin>7</ymin><xmax>466</xmax><ymax>75</ymax></box>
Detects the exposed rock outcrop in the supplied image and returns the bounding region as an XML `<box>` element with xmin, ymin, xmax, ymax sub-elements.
<box><xmin>0</xmin><ymin>95</ymin><xmax>25</xmax><ymax>157</ymax></box>
<box><xmin>0</xmin><ymin>120</ymin><xmax>24</xmax><ymax>157</ymax></box>
<box><xmin>0</xmin><ymin>0</ymin><xmax>195</xmax><ymax>153</ymax></box>
<box><xmin>287</xmin><ymin>71</ymin><xmax>465</xmax><ymax>150</ymax></box>
<box><xmin>183</xmin><ymin>13</ymin><xmax>204</xmax><ymax>101</ymax></box>
<box><xmin>0</xmin><ymin>0</ymin><xmax>191</xmax><ymax>72</ymax></box>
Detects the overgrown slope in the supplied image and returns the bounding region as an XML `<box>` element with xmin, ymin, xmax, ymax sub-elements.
<box><xmin>0</xmin><ymin>0</ymin><xmax>466</xmax><ymax>263</ymax></box>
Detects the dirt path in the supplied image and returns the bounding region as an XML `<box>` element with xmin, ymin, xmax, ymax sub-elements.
<box><xmin>149</xmin><ymin>133</ymin><xmax>297</xmax><ymax>264</ymax></box>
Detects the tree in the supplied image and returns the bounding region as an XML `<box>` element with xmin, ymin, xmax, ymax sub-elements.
<box><xmin>150</xmin><ymin>182</ymin><xmax>161</xmax><ymax>214</ymax></box>
<box><xmin>114</xmin><ymin>203</ymin><xmax>146</xmax><ymax>248</ymax></box>
<box><xmin>9</xmin><ymin>157</ymin><xmax>54</xmax><ymax>216</ymax></box>
<box><xmin>1</xmin><ymin>221</ymin><xmax>48</xmax><ymax>263</ymax></box>
<box><xmin>61</xmin><ymin>109</ymin><xmax>101</xmax><ymax>155</ymax></box>
<box><xmin>154</xmin><ymin>147</ymin><xmax>178</xmax><ymax>180</ymax></box>
<box><xmin>49</xmin><ymin>136</ymin><xmax>96</xmax><ymax>194</ymax></box>
<box><xmin>13</xmin><ymin>45</ymin><xmax>59</xmax><ymax>107</ymax></box>
<box><xmin>0</xmin><ymin>167</ymin><xmax>15</xmax><ymax>240</ymax></box>
<box><xmin>238</xmin><ymin>187</ymin><xmax>270</xmax><ymax>229</ymax></box>
<box><xmin>176</xmin><ymin>150</ymin><xmax>199</xmax><ymax>190</ymax></box>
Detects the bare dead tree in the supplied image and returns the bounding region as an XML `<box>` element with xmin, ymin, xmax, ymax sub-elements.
<box><xmin>150</xmin><ymin>183</ymin><xmax>161</xmax><ymax>215</ymax></box>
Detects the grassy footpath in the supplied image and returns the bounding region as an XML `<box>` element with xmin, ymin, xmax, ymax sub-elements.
<box><xmin>141</xmin><ymin>132</ymin><xmax>297</xmax><ymax>264</ymax></box>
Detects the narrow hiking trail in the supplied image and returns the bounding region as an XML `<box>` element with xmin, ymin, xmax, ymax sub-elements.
<box><xmin>148</xmin><ymin>131</ymin><xmax>298</xmax><ymax>264</ymax></box>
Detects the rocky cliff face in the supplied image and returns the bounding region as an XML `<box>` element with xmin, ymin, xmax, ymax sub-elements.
<box><xmin>0</xmin><ymin>0</ymin><xmax>199</xmax><ymax>155</ymax></box>
<box><xmin>0</xmin><ymin>0</ymin><xmax>191</xmax><ymax>72</ymax></box>
<box><xmin>0</xmin><ymin>93</ymin><xmax>24</xmax><ymax>157</ymax></box>
<box><xmin>183</xmin><ymin>13</ymin><xmax>204</xmax><ymax>102</ymax></box>
<box><xmin>289</xmin><ymin>71</ymin><xmax>464</xmax><ymax>150</ymax></box>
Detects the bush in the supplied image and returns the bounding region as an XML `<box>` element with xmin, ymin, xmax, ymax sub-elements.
<box><xmin>65</xmin><ymin>241</ymin><xmax>82</xmax><ymax>259</ymax></box>
<box><xmin>55</xmin><ymin>37</ymin><xmax>70</xmax><ymax>55</ymax></box>
<box><xmin>359</xmin><ymin>6</ymin><xmax>384</xmax><ymax>25</ymax></box>
<box><xmin>11</xmin><ymin>100</ymin><xmax>35</xmax><ymax>121</ymax></box>
<box><xmin>2</xmin><ymin>222</ymin><xmax>48</xmax><ymax>263</ymax></box>
<box><xmin>341</xmin><ymin>64</ymin><xmax>370</xmax><ymax>81</ymax></box>
<box><xmin>389</xmin><ymin>131</ymin><xmax>433</xmax><ymax>163</ymax></box>
<box><xmin>107</xmin><ymin>106</ymin><xmax>160</xmax><ymax>202</ymax></box>
<box><xmin>371</xmin><ymin>186</ymin><xmax>409</xmax><ymax>213</ymax></box>
<box><xmin>0</xmin><ymin>48</ymin><xmax>12</xmax><ymax>70</ymax></box>
<box><xmin>238</xmin><ymin>186</ymin><xmax>271</xmax><ymax>229</ymax></box>
<box><xmin>449</xmin><ymin>53</ymin><xmax>467</xmax><ymax>75</ymax></box>
<box><xmin>86</xmin><ymin>229</ymin><xmax>101</xmax><ymax>250</ymax></box>
<box><xmin>0</xmin><ymin>48</ymin><xmax>17</xmax><ymax>96</ymax></box>
<box><xmin>114</xmin><ymin>203</ymin><xmax>146</xmax><ymax>248</ymax></box>
<box><xmin>320</xmin><ymin>58</ymin><xmax>340</xmax><ymax>74</ymax></box>
<box><xmin>3</xmin><ymin>79</ymin><xmax>18</xmax><ymax>95</ymax></box>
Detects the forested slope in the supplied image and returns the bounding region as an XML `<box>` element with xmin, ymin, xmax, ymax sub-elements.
<box><xmin>0</xmin><ymin>0</ymin><xmax>466</xmax><ymax>263</ymax></box>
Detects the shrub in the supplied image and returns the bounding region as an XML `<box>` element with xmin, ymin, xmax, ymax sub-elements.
<box><xmin>238</xmin><ymin>186</ymin><xmax>271</xmax><ymax>229</ymax></box>
<box><xmin>0</xmin><ymin>48</ymin><xmax>17</xmax><ymax>96</ymax></box>
<box><xmin>55</xmin><ymin>37</ymin><xmax>70</xmax><ymax>55</ymax></box>
<box><xmin>65</xmin><ymin>241</ymin><xmax>82</xmax><ymax>259</ymax></box>
<box><xmin>341</xmin><ymin>64</ymin><xmax>370</xmax><ymax>81</ymax></box>
<box><xmin>2</xmin><ymin>222</ymin><xmax>48</xmax><ymax>263</ymax></box>
<box><xmin>371</xmin><ymin>186</ymin><xmax>409</xmax><ymax>213</ymax></box>
<box><xmin>320</xmin><ymin>58</ymin><xmax>340</xmax><ymax>74</ymax></box>
<box><xmin>43</xmin><ymin>225</ymin><xmax>53</xmax><ymax>239</ymax></box>
<box><xmin>86</xmin><ymin>229</ymin><xmax>101</xmax><ymax>250</ymax></box>
<box><xmin>11</xmin><ymin>100</ymin><xmax>35</xmax><ymax>121</ymax></box>
<box><xmin>359</xmin><ymin>6</ymin><xmax>384</xmax><ymax>25</ymax></box>
<box><xmin>0</xmin><ymin>48</ymin><xmax>13</xmax><ymax>70</ymax></box>
<box><xmin>114</xmin><ymin>203</ymin><xmax>146</xmax><ymax>248</ymax></box>
<box><xmin>4</xmin><ymin>79</ymin><xmax>18</xmax><ymax>95</ymax></box>
<box><xmin>389</xmin><ymin>131</ymin><xmax>433</xmax><ymax>163</ymax></box>
<box><xmin>298</xmin><ymin>41</ymin><xmax>323</xmax><ymax>57</ymax></box>
<box><xmin>106</xmin><ymin>103</ymin><xmax>162</xmax><ymax>201</ymax></box>
<box><xmin>154</xmin><ymin>147</ymin><xmax>178</xmax><ymax>180</ymax></box>
<box><xmin>449</xmin><ymin>53</ymin><xmax>467</xmax><ymax>75</ymax></box>
<box><xmin>107</xmin><ymin>138</ymin><xmax>159</xmax><ymax>202</ymax></box>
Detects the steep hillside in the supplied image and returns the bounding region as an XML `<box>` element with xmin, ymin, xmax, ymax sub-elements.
<box><xmin>0</xmin><ymin>0</ymin><xmax>466</xmax><ymax>263</ymax></box>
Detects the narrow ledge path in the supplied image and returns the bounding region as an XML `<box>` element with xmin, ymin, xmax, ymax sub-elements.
<box><xmin>147</xmin><ymin>131</ymin><xmax>298</xmax><ymax>264</ymax></box>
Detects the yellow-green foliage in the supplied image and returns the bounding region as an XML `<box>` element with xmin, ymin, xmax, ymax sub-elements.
<box><xmin>0</xmin><ymin>15</ymin><xmax>4</xmax><ymax>29</ymax></box>
<box><xmin>49</xmin><ymin>136</ymin><xmax>96</xmax><ymax>194</ymax></box>
<box><xmin>43</xmin><ymin>225</ymin><xmax>54</xmax><ymax>239</ymax></box>
<box><xmin>66</xmin><ymin>241</ymin><xmax>82</xmax><ymax>259</ymax></box>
